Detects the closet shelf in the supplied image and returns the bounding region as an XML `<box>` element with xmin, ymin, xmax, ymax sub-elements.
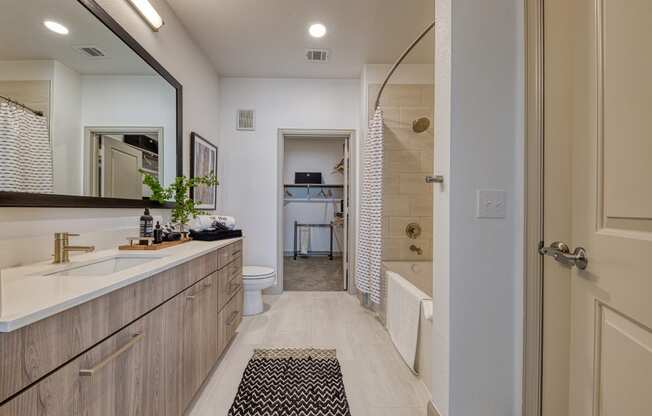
<box><xmin>284</xmin><ymin>184</ymin><xmax>344</xmax><ymax>189</ymax></box>
<box><xmin>284</xmin><ymin>198</ymin><xmax>342</xmax><ymax>203</ymax></box>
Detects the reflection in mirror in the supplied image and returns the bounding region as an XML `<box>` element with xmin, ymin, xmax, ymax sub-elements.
<box><xmin>0</xmin><ymin>0</ymin><xmax>177</xmax><ymax>200</ymax></box>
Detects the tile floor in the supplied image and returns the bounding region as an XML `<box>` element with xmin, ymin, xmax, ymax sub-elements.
<box><xmin>188</xmin><ymin>291</ymin><xmax>430</xmax><ymax>415</ymax></box>
<box><xmin>283</xmin><ymin>256</ymin><xmax>344</xmax><ymax>291</ymax></box>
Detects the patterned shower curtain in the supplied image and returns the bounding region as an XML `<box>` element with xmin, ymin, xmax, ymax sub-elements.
<box><xmin>355</xmin><ymin>108</ymin><xmax>384</xmax><ymax>304</ymax></box>
<box><xmin>0</xmin><ymin>102</ymin><xmax>53</xmax><ymax>193</ymax></box>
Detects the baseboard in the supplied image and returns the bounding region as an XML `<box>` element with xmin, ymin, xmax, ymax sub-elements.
<box><xmin>427</xmin><ymin>400</ymin><xmax>441</xmax><ymax>416</ymax></box>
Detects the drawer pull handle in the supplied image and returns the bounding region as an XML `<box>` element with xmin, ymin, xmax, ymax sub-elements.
<box><xmin>79</xmin><ymin>334</ymin><xmax>144</xmax><ymax>377</ymax></box>
<box><xmin>188</xmin><ymin>280</ymin><xmax>214</xmax><ymax>300</ymax></box>
<box><xmin>226</xmin><ymin>310</ymin><xmax>240</xmax><ymax>325</ymax></box>
<box><xmin>231</xmin><ymin>250</ymin><xmax>241</xmax><ymax>257</ymax></box>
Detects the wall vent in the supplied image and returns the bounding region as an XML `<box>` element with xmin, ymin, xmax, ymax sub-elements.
<box><xmin>237</xmin><ymin>109</ymin><xmax>255</xmax><ymax>131</ymax></box>
<box><xmin>75</xmin><ymin>45</ymin><xmax>106</xmax><ymax>58</ymax></box>
<box><xmin>305</xmin><ymin>49</ymin><xmax>329</xmax><ymax>63</ymax></box>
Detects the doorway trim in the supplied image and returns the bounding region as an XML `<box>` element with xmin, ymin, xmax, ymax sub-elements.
<box><xmin>275</xmin><ymin>128</ymin><xmax>357</xmax><ymax>295</ymax></box>
<box><xmin>523</xmin><ymin>0</ymin><xmax>544</xmax><ymax>415</ymax></box>
<box><xmin>83</xmin><ymin>126</ymin><xmax>165</xmax><ymax>197</ymax></box>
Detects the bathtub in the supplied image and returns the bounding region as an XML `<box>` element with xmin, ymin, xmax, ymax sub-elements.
<box><xmin>381</xmin><ymin>261</ymin><xmax>433</xmax><ymax>394</ymax></box>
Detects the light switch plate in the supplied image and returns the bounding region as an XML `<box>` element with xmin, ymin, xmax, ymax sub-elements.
<box><xmin>476</xmin><ymin>189</ymin><xmax>506</xmax><ymax>219</ymax></box>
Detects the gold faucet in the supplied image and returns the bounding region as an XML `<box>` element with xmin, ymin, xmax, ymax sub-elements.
<box><xmin>53</xmin><ymin>233</ymin><xmax>95</xmax><ymax>264</ymax></box>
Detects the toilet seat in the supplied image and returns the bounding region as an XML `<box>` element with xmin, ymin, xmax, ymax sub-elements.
<box><xmin>243</xmin><ymin>266</ymin><xmax>275</xmax><ymax>280</ymax></box>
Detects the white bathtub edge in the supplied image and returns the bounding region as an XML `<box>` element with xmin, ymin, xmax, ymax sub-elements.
<box><xmin>422</xmin><ymin>299</ymin><xmax>434</xmax><ymax>322</ymax></box>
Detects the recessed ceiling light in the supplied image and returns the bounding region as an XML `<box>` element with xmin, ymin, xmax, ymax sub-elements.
<box><xmin>309</xmin><ymin>23</ymin><xmax>327</xmax><ymax>38</ymax></box>
<box><xmin>43</xmin><ymin>20</ymin><xmax>69</xmax><ymax>35</ymax></box>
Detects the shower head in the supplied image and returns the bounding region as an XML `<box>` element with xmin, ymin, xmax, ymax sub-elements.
<box><xmin>412</xmin><ymin>117</ymin><xmax>431</xmax><ymax>133</ymax></box>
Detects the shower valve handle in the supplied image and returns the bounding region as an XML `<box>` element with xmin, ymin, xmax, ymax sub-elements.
<box><xmin>425</xmin><ymin>175</ymin><xmax>444</xmax><ymax>184</ymax></box>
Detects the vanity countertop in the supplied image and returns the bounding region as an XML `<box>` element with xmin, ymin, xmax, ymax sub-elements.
<box><xmin>0</xmin><ymin>238</ymin><xmax>243</xmax><ymax>333</ymax></box>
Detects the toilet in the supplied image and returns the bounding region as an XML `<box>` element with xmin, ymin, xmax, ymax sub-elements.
<box><xmin>242</xmin><ymin>266</ymin><xmax>276</xmax><ymax>316</ymax></box>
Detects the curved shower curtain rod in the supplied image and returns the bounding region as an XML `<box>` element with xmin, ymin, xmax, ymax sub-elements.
<box><xmin>374</xmin><ymin>21</ymin><xmax>436</xmax><ymax>111</ymax></box>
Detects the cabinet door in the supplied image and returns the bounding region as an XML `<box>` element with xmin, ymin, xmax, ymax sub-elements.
<box><xmin>80</xmin><ymin>311</ymin><xmax>161</xmax><ymax>415</ymax></box>
<box><xmin>0</xmin><ymin>307</ymin><xmax>165</xmax><ymax>416</ymax></box>
<box><xmin>161</xmin><ymin>291</ymin><xmax>185</xmax><ymax>416</ymax></box>
<box><xmin>181</xmin><ymin>273</ymin><xmax>219</xmax><ymax>406</ymax></box>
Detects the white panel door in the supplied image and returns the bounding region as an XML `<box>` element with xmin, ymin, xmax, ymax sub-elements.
<box><xmin>102</xmin><ymin>136</ymin><xmax>143</xmax><ymax>199</ymax></box>
<box><xmin>543</xmin><ymin>0</ymin><xmax>652</xmax><ymax>415</ymax></box>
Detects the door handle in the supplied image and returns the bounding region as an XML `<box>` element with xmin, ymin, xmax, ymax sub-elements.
<box><xmin>538</xmin><ymin>241</ymin><xmax>588</xmax><ymax>270</ymax></box>
<box><xmin>425</xmin><ymin>175</ymin><xmax>444</xmax><ymax>184</ymax></box>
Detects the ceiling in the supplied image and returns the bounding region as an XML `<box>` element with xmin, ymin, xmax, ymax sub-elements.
<box><xmin>166</xmin><ymin>0</ymin><xmax>434</xmax><ymax>78</ymax></box>
<box><xmin>0</xmin><ymin>0</ymin><xmax>155</xmax><ymax>75</ymax></box>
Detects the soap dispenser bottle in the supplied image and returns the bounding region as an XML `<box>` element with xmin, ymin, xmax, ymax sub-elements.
<box><xmin>140</xmin><ymin>208</ymin><xmax>153</xmax><ymax>244</ymax></box>
<box><xmin>153</xmin><ymin>221</ymin><xmax>163</xmax><ymax>244</ymax></box>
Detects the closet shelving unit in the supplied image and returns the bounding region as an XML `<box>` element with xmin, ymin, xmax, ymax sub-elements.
<box><xmin>283</xmin><ymin>184</ymin><xmax>344</xmax><ymax>203</ymax></box>
<box><xmin>293</xmin><ymin>221</ymin><xmax>334</xmax><ymax>260</ymax></box>
<box><xmin>284</xmin><ymin>184</ymin><xmax>344</xmax><ymax>260</ymax></box>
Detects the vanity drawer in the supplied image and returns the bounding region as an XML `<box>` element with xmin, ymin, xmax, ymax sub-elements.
<box><xmin>217</xmin><ymin>288</ymin><xmax>243</xmax><ymax>357</ymax></box>
<box><xmin>217</xmin><ymin>240</ymin><xmax>243</xmax><ymax>270</ymax></box>
<box><xmin>160</xmin><ymin>251</ymin><xmax>218</xmax><ymax>299</ymax></box>
<box><xmin>217</xmin><ymin>256</ymin><xmax>243</xmax><ymax>311</ymax></box>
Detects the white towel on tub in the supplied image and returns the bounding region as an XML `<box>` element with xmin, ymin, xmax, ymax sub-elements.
<box><xmin>386</xmin><ymin>270</ymin><xmax>430</xmax><ymax>373</ymax></box>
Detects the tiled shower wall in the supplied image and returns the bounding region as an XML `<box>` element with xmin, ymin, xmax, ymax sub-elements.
<box><xmin>368</xmin><ymin>83</ymin><xmax>434</xmax><ymax>261</ymax></box>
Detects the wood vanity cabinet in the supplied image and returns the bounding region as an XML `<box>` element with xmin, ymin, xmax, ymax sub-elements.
<box><xmin>0</xmin><ymin>240</ymin><xmax>244</xmax><ymax>416</ymax></box>
<box><xmin>181</xmin><ymin>272</ymin><xmax>219</xmax><ymax>406</ymax></box>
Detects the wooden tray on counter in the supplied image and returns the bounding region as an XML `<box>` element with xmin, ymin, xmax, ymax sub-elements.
<box><xmin>119</xmin><ymin>237</ymin><xmax>192</xmax><ymax>251</ymax></box>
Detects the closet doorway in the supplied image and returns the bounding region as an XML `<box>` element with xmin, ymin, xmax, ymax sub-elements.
<box><xmin>277</xmin><ymin>129</ymin><xmax>356</xmax><ymax>293</ymax></box>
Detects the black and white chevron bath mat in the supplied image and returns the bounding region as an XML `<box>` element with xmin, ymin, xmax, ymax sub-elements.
<box><xmin>228</xmin><ymin>348</ymin><xmax>351</xmax><ymax>416</ymax></box>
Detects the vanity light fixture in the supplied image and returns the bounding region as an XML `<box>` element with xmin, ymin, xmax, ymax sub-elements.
<box><xmin>308</xmin><ymin>23</ymin><xmax>327</xmax><ymax>38</ymax></box>
<box><xmin>43</xmin><ymin>20</ymin><xmax>69</xmax><ymax>35</ymax></box>
<box><xmin>127</xmin><ymin>0</ymin><xmax>164</xmax><ymax>31</ymax></box>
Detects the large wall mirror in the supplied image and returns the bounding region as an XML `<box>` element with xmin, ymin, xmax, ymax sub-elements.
<box><xmin>0</xmin><ymin>0</ymin><xmax>181</xmax><ymax>207</ymax></box>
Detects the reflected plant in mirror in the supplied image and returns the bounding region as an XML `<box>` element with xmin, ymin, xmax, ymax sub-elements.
<box><xmin>142</xmin><ymin>172</ymin><xmax>218</xmax><ymax>232</ymax></box>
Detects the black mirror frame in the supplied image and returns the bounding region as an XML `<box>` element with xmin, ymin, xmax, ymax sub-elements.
<box><xmin>0</xmin><ymin>0</ymin><xmax>181</xmax><ymax>208</ymax></box>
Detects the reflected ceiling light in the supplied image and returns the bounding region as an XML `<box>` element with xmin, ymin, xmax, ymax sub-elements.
<box><xmin>43</xmin><ymin>20</ymin><xmax>69</xmax><ymax>35</ymax></box>
<box><xmin>127</xmin><ymin>0</ymin><xmax>164</xmax><ymax>31</ymax></box>
<box><xmin>309</xmin><ymin>23</ymin><xmax>327</xmax><ymax>38</ymax></box>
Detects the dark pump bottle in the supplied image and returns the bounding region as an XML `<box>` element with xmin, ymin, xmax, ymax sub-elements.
<box><xmin>140</xmin><ymin>208</ymin><xmax>153</xmax><ymax>243</ymax></box>
<box><xmin>153</xmin><ymin>221</ymin><xmax>163</xmax><ymax>244</ymax></box>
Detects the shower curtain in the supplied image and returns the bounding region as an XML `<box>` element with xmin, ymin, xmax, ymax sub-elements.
<box><xmin>355</xmin><ymin>108</ymin><xmax>384</xmax><ymax>304</ymax></box>
<box><xmin>0</xmin><ymin>102</ymin><xmax>53</xmax><ymax>193</ymax></box>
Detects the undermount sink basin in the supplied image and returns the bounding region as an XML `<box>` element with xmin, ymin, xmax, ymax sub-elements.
<box><xmin>46</xmin><ymin>256</ymin><xmax>162</xmax><ymax>277</ymax></box>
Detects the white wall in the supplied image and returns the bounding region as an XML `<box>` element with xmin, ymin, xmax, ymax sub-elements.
<box><xmin>0</xmin><ymin>0</ymin><xmax>221</xmax><ymax>269</ymax></box>
<box><xmin>219</xmin><ymin>78</ymin><xmax>360</xmax><ymax>288</ymax></box>
<box><xmin>432</xmin><ymin>0</ymin><xmax>524</xmax><ymax>415</ymax></box>
<box><xmin>81</xmin><ymin>75</ymin><xmax>176</xmax><ymax>187</ymax></box>
<box><xmin>52</xmin><ymin>61</ymin><xmax>82</xmax><ymax>195</ymax></box>
<box><xmin>283</xmin><ymin>139</ymin><xmax>344</xmax><ymax>253</ymax></box>
<box><xmin>0</xmin><ymin>60</ymin><xmax>53</xmax><ymax>80</ymax></box>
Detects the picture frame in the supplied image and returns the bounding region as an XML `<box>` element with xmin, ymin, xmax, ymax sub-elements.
<box><xmin>190</xmin><ymin>131</ymin><xmax>218</xmax><ymax>210</ymax></box>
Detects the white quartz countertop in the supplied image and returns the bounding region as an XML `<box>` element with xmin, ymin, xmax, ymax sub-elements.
<box><xmin>0</xmin><ymin>238</ymin><xmax>242</xmax><ymax>333</ymax></box>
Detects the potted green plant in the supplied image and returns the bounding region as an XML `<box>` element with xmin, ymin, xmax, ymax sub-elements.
<box><xmin>141</xmin><ymin>172</ymin><xmax>219</xmax><ymax>236</ymax></box>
